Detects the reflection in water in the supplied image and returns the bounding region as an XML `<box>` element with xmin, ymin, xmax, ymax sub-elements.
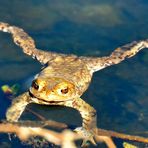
<box><xmin>0</xmin><ymin>0</ymin><xmax>147</xmax><ymax>147</ymax></box>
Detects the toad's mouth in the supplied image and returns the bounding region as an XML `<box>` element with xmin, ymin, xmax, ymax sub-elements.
<box><xmin>28</xmin><ymin>90</ymin><xmax>65</xmax><ymax>104</ymax></box>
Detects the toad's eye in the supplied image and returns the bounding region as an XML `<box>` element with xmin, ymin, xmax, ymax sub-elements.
<box><xmin>61</xmin><ymin>87</ymin><xmax>69</xmax><ymax>94</ymax></box>
<box><xmin>32</xmin><ymin>80</ymin><xmax>39</xmax><ymax>90</ymax></box>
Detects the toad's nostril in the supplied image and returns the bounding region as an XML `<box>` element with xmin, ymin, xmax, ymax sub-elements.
<box><xmin>46</xmin><ymin>90</ymin><xmax>51</xmax><ymax>96</ymax></box>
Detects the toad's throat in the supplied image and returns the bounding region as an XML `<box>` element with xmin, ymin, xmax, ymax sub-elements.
<box><xmin>28</xmin><ymin>90</ymin><xmax>65</xmax><ymax>104</ymax></box>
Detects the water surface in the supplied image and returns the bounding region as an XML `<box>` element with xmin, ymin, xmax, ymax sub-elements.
<box><xmin>0</xmin><ymin>0</ymin><xmax>148</xmax><ymax>147</ymax></box>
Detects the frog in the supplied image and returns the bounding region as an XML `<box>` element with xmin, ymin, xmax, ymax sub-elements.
<box><xmin>0</xmin><ymin>22</ymin><xmax>147</xmax><ymax>146</ymax></box>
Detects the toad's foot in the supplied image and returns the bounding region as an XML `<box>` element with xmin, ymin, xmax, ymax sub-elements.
<box><xmin>74</xmin><ymin>127</ymin><xmax>97</xmax><ymax>147</ymax></box>
<box><xmin>74</xmin><ymin>127</ymin><xmax>117</xmax><ymax>148</ymax></box>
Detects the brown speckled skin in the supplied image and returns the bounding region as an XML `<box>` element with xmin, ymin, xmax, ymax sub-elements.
<box><xmin>0</xmin><ymin>22</ymin><xmax>147</xmax><ymax>144</ymax></box>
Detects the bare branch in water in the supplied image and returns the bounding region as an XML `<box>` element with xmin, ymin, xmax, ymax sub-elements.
<box><xmin>0</xmin><ymin>122</ymin><xmax>80</xmax><ymax>148</ymax></box>
<box><xmin>97</xmin><ymin>129</ymin><xmax>148</xmax><ymax>144</ymax></box>
<box><xmin>0</xmin><ymin>121</ymin><xmax>148</xmax><ymax>148</ymax></box>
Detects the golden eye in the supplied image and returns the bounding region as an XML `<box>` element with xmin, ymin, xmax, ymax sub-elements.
<box><xmin>32</xmin><ymin>80</ymin><xmax>39</xmax><ymax>90</ymax></box>
<box><xmin>61</xmin><ymin>87</ymin><xmax>69</xmax><ymax>94</ymax></box>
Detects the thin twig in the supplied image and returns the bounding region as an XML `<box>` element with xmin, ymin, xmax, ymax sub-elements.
<box><xmin>26</xmin><ymin>108</ymin><xmax>47</xmax><ymax>121</ymax></box>
<box><xmin>3</xmin><ymin>120</ymin><xmax>67</xmax><ymax>129</ymax></box>
<box><xmin>95</xmin><ymin>135</ymin><xmax>116</xmax><ymax>148</ymax></box>
<box><xmin>97</xmin><ymin>128</ymin><xmax>148</xmax><ymax>144</ymax></box>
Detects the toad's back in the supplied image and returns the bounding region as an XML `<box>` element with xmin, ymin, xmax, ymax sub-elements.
<box><xmin>38</xmin><ymin>56</ymin><xmax>92</xmax><ymax>95</ymax></box>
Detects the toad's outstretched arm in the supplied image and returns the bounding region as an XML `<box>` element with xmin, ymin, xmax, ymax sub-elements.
<box><xmin>0</xmin><ymin>22</ymin><xmax>66</xmax><ymax>64</ymax></box>
<box><xmin>82</xmin><ymin>40</ymin><xmax>148</xmax><ymax>73</ymax></box>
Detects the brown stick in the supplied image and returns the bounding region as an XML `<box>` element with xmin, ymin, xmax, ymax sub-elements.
<box><xmin>1</xmin><ymin>120</ymin><xmax>148</xmax><ymax>144</ymax></box>
<box><xmin>26</xmin><ymin>108</ymin><xmax>46</xmax><ymax>121</ymax></box>
<box><xmin>97</xmin><ymin>128</ymin><xmax>148</xmax><ymax>143</ymax></box>
<box><xmin>0</xmin><ymin>122</ymin><xmax>80</xmax><ymax>148</ymax></box>
<box><xmin>28</xmin><ymin>110</ymin><xmax>148</xmax><ymax>144</ymax></box>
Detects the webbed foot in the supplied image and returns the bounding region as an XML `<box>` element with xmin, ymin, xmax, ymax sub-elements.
<box><xmin>74</xmin><ymin>127</ymin><xmax>97</xmax><ymax>147</ymax></box>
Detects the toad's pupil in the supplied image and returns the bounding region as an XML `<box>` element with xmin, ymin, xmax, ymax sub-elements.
<box><xmin>32</xmin><ymin>80</ymin><xmax>39</xmax><ymax>90</ymax></box>
<box><xmin>61</xmin><ymin>88</ymin><xmax>68</xmax><ymax>94</ymax></box>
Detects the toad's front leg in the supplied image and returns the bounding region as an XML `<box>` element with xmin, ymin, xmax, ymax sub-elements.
<box><xmin>0</xmin><ymin>22</ymin><xmax>67</xmax><ymax>64</ymax></box>
<box><xmin>82</xmin><ymin>39</ymin><xmax>148</xmax><ymax>73</ymax></box>
<box><xmin>64</xmin><ymin>98</ymin><xmax>97</xmax><ymax>145</ymax></box>
<box><xmin>6</xmin><ymin>92</ymin><xmax>32</xmax><ymax>122</ymax></box>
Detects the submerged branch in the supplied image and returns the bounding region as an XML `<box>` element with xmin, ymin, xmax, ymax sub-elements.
<box><xmin>0</xmin><ymin>122</ymin><xmax>80</xmax><ymax>148</ymax></box>
<box><xmin>97</xmin><ymin>128</ymin><xmax>148</xmax><ymax>144</ymax></box>
<box><xmin>0</xmin><ymin>120</ymin><xmax>148</xmax><ymax>148</ymax></box>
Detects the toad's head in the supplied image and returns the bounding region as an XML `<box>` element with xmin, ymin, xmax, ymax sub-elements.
<box><xmin>29</xmin><ymin>77</ymin><xmax>77</xmax><ymax>104</ymax></box>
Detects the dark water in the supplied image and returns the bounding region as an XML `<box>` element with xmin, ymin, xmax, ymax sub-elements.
<box><xmin>0</xmin><ymin>0</ymin><xmax>148</xmax><ymax>147</ymax></box>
